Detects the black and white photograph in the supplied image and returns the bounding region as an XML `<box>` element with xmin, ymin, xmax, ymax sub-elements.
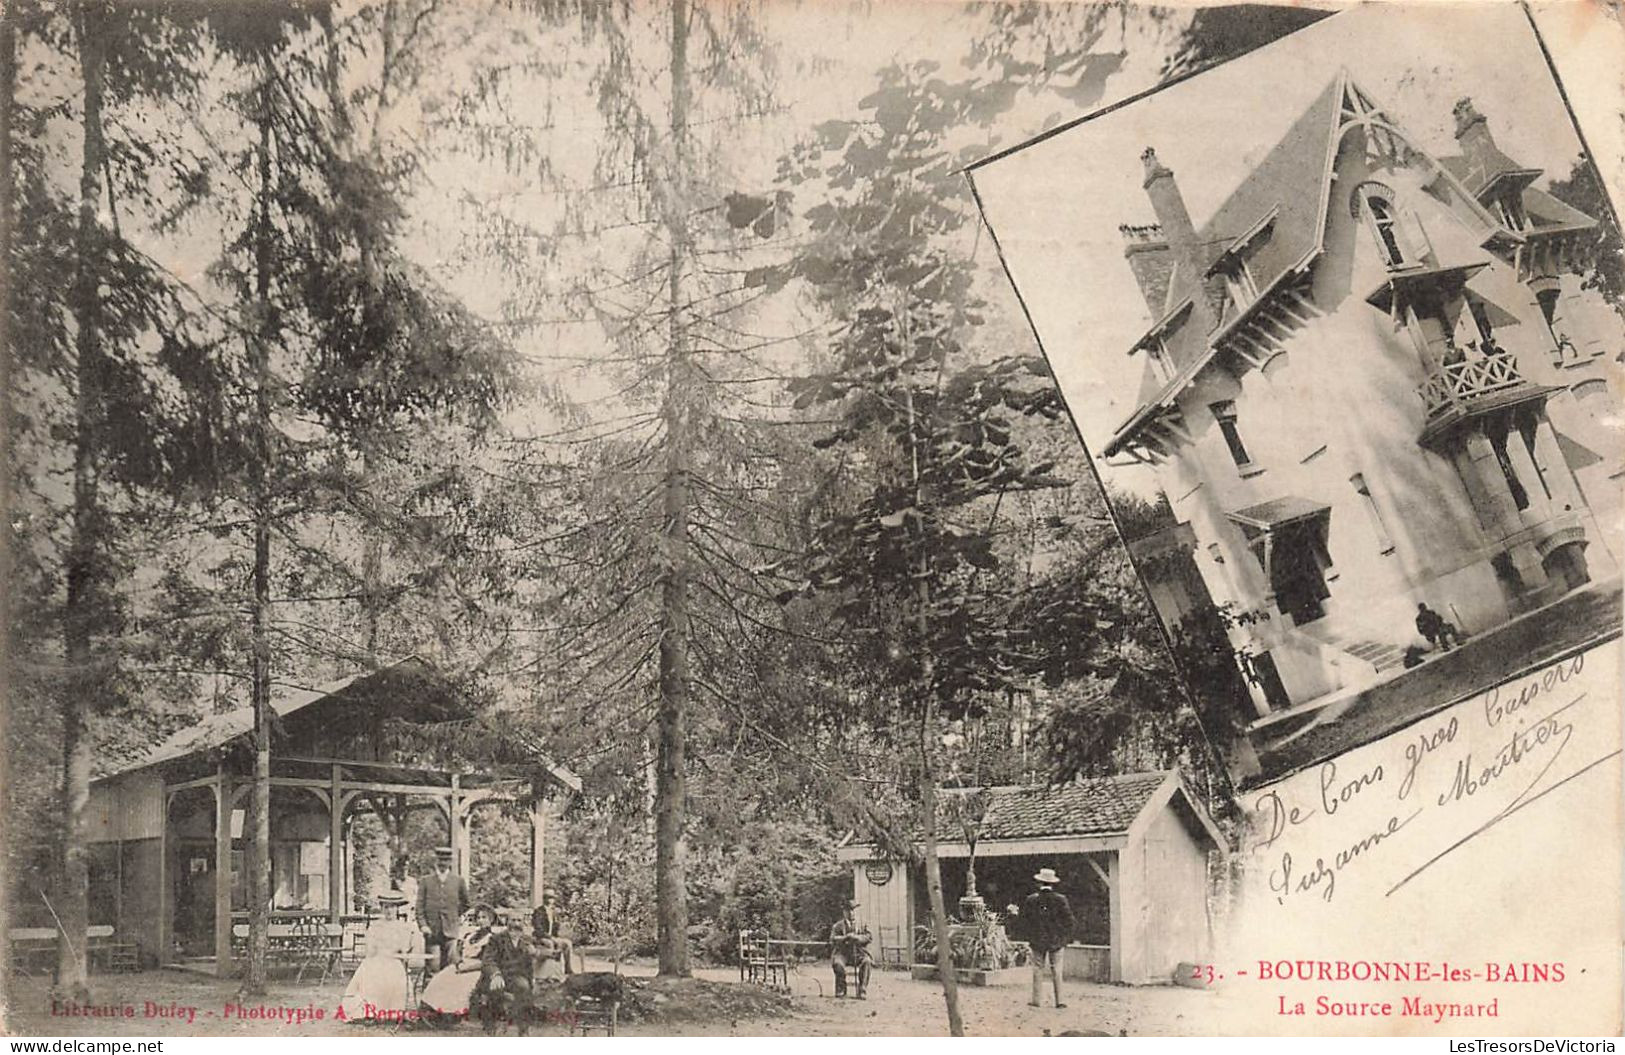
<box><xmin>1</xmin><ymin>0</ymin><xmax>1621</xmax><ymax>1042</ymax></box>
<box><xmin>970</xmin><ymin>1</ymin><xmax>1624</xmax><ymax>788</ymax></box>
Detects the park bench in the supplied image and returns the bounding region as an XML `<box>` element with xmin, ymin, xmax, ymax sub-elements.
<box><xmin>9</xmin><ymin>925</ymin><xmax>138</xmax><ymax>975</ymax></box>
<box><xmin>231</xmin><ymin>920</ymin><xmax>343</xmax><ymax>982</ymax></box>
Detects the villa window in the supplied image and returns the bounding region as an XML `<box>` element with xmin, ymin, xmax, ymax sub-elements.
<box><xmin>1535</xmin><ymin>288</ymin><xmax>1558</xmax><ymax>324</ymax></box>
<box><xmin>1534</xmin><ymin>287</ymin><xmax>1573</xmax><ymax>363</ymax></box>
<box><xmin>1488</xmin><ymin>426</ymin><xmax>1530</xmax><ymax>511</ymax></box>
<box><xmin>1517</xmin><ymin>416</ymin><xmax>1555</xmax><ymax>502</ymax></box>
<box><xmin>1363</xmin><ymin>194</ymin><xmax>1408</xmax><ymax>268</ymax></box>
<box><xmin>1468</xmin><ymin>298</ymin><xmax>1497</xmax><ymax>351</ymax></box>
<box><xmin>1148</xmin><ymin>338</ymin><xmax>1174</xmax><ymax>382</ymax></box>
<box><xmin>1497</xmin><ymin>195</ymin><xmax>1528</xmax><ymax>231</ymax></box>
<box><xmin>1350</xmin><ymin>473</ymin><xmax>1395</xmax><ymax>554</ymax></box>
<box><xmin>1351</xmin><ymin>182</ymin><xmax>1432</xmax><ymax>272</ymax></box>
<box><xmin>1210</xmin><ymin>400</ymin><xmax>1253</xmax><ymax>470</ymax></box>
<box><xmin>1223</xmin><ymin>261</ymin><xmax>1259</xmax><ymax>311</ymax></box>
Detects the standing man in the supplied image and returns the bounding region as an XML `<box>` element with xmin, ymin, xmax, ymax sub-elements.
<box><xmin>1021</xmin><ymin>868</ymin><xmax>1074</xmax><ymax>1009</ymax></box>
<box><xmin>531</xmin><ymin>889</ymin><xmax>575</xmax><ymax>975</ymax></box>
<box><xmin>418</xmin><ymin>846</ymin><xmax>470</xmax><ymax>971</ymax></box>
<box><xmin>829</xmin><ymin>899</ymin><xmax>873</xmax><ymax>999</ymax></box>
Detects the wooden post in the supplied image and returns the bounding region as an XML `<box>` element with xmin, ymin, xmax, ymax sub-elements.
<box><xmin>213</xmin><ymin>773</ymin><xmax>233</xmax><ymax>975</ymax></box>
<box><xmin>1106</xmin><ymin>852</ymin><xmax>1123</xmax><ymax>984</ymax></box>
<box><xmin>530</xmin><ymin>785</ymin><xmax>546</xmax><ymax>909</ymax></box>
<box><xmin>449</xmin><ymin>774</ymin><xmax>469</xmax><ymax>877</ymax></box>
<box><xmin>329</xmin><ymin>765</ymin><xmax>343</xmax><ymax>922</ymax></box>
<box><xmin>157</xmin><ymin>789</ymin><xmax>171</xmax><ymax>966</ymax></box>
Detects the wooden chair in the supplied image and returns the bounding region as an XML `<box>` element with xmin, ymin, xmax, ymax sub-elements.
<box><xmin>877</xmin><ymin>926</ymin><xmax>909</xmax><ymax>969</ymax></box>
<box><xmin>86</xmin><ymin>924</ymin><xmax>139</xmax><ymax>973</ymax></box>
<box><xmin>568</xmin><ymin>994</ymin><xmax>619</xmax><ymax>1037</ymax></box>
<box><xmin>564</xmin><ymin>973</ymin><xmax>624</xmax><ymax>1037</ymax></box>
<box><xmin>738</xmin><ymin>930</ymin><xmax>788</xmax><ymax>990</ymax></box>
<box><xmin>291</xmin><ymin>918</ymin><xmax>342</xmax><ymax>983</ymax></box>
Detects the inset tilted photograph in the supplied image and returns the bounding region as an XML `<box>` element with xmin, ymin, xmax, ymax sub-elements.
<box><xmin>970</xmin><ymin>2</ymin><xmax>1624</xmax><ymax>788</ymax></box>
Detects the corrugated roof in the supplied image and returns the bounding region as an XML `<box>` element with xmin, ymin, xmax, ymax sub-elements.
<box><xmin>948</xmin><ymin>772</ymin><xmax>1172</xmax><ymax>841</ymax></box>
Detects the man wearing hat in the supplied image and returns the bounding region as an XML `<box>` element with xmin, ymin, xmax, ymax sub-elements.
<box><xmin>1020</xmin><ymin>868</ymin><xmax>1075</xmax><ymax>1009</ymax></box>
<box><xmin>829</xmin><ymin>899</ymin><xmax>873</xmax><ymax>999</ymax></box>
<box><xmin>531</xmin><ymin>889</ymin><xmax>574</xmax><ymax>975</ymax></box>
<box><xmin>417</xmin><ymin>847</ymin><xmax>470</xmax><ymax>971</ymax></box>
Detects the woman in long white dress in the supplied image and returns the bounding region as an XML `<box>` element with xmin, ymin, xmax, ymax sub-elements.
<box><xmin>419</xmin><ymin>904</ymin><xmax>496</xmax><ymax>1020</ymax></box>
<box><xmin>340</xmin><ymin>892</ymin><xmax>422</xmax><ymax>1023</ymax></box>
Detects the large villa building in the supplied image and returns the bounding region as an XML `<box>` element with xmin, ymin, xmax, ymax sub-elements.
<box><xmin>1101</xmin><ymin>72</ymin><xmax>1621</xmax><ymax>719</ymax></box>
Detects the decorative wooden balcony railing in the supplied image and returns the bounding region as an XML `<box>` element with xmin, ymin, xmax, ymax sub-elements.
<box><xmin>1417</xmin><ymin>349</ymin><xmax>1527</xmax><ymax>421</ymax></box>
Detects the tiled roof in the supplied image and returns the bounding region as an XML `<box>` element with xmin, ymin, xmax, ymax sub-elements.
<box><xmin>1437</xmin><ymin>155</ymin><xmax>1597</xmax><ymax>238</ymax></box>
<box><xmin>1157</xmin><ymin>77</ymin><xmax>1344</xmax><ymax>353</ymax></box>
<box><xmin>1105</xmin><ymin>79</ymin><xmax>1345</xmax><ymax>457</ymax></box>
<box><xmin>947</xmin><ymin>772</ymin><xmax>1172</xmax><ymax>841</ymax></box>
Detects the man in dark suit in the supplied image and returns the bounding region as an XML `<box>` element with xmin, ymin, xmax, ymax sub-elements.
<box><xmin>530</xmin><ymin>889</ymin><xmax>574</xmax><ymax>975</ymax></box>
<box><xmin>829</xmin><ymin>899</ymin><xmax>873</xmax><ymax>999</ymax></box>
<box><xmin>472</xmin><ymin>907</ymin><xmax>537</xmax><ymax>1035</ymax></box>
<box><xmin>417</xmin><ymin>847</ymin><xmax>470</xmax><ymax>971</ymax></box>
<box><xmin>1019</xmin><ymin>867</ymin><xmax>1075</xmax><ymax>1009</ymax></box>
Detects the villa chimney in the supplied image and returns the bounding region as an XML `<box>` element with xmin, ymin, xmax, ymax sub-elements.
<box><xmin>1452</xmin><ymin>97</ymin><xmax>1489</xmax><ymax>147</ymax></box>
<box><xmin>1451</xmin><ymin>96</ymin><xmax>1515</xmax><ymax>191</ymax></box>
<box><xmin>1120</xmin><ymin>223</ymin><xmax>1174</xmax><ymax>315</ymax></box>
<box><xmin>1141</xmin><ymin>148</ymin><xmax>1197</xmax><ymax>255</ymax></box>
<box><xmin>1139</xmin><ymin>146</ymin><xmax>1219</xmax><ymax>342</ymax></box>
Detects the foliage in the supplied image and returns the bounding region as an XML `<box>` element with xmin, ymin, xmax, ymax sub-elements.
<box><xmin>911</xmin><ymin>907</ymin><xmax>1018</xmax><ymax>970</ymax></box>
<box><xmin>1159</xmin><ymin>5</ymin><xmax>1332</xmax><ymax>79</ymax></box>
<box><xmin>1547</xmin><ymin>156</ymin><xmax>1625</xmax><ymax>318</ymax></box>
<box><xmin>3</xmin><ymin>0</ymin><xmax>1262</xmax><ymax>1012</ymax></box>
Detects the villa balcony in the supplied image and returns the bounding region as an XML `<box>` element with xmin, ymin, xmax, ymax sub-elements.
<box><xmin>1417</xmin><ymin>349</ymin><xmax>1554</xmax><ymax>446</ymax></box>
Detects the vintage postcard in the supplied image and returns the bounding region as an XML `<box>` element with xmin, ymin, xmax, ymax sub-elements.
<box><xmin>2</xmin><ymin>0</ymin><xmax>1620</xmax><ymax>1041</ymax></box>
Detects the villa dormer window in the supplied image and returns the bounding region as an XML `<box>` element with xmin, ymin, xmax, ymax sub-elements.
<box><xmin>1496</xmin><ymin>194</ymin><xmax>1527</xmax><ymax>231</ymax></box>
<box><xmin>1210</xmin><ymin>400</ymin><xmax>1254</xmax><ymax>471</ymax></box>
<box><xmin>1351</xmin><ymin>182</ymin><xmax>1422</xmax><ymax>270</ymax></box>
<box><xmin>1367</xmin><ymin>196</ymin><xmax>1405</xmax><ymax>266</ymax></box>
<box><xmin>1223</xmin><ymin>260</ymin><xmax>1259</xmax><ymax>311</ymax></box>
<box><xmin>1148</xmin><ymin>338</ymin><xmax>1174</xmax><ymax>382</ymax></box>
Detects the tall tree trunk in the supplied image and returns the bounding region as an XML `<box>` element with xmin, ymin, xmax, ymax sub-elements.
<box><xmin>653</xmin><ymin>0</ymin><xmax>692</xmax><ymax>979</ymax></box>
<box><xmin>917</xmin><ymin>617</ymin><xmax>965</xmax><ymax>1036</ymax></box>
<box><xmin>901</xmin><ymin>267</ymin><xmax>964</xmax><ymax>1034</ymax></box>
<box><xmin>355</xmin><ymin>0</ymin><xmax>396</xmax><ymax>667</ymax></box>
<box><xmin>57</xmin><ymin>0</ymin><xmax>110</xmax><ymax>1002</ymax></box>
<box><xmin>241</xmin><ymin>64</ymin><xmax>276</xmax><ymax>997</ymax></box>
<box><xmin>0</xmin><ymin>2</ymin><xmax>13</xmax><ymax>1005</ymax></box>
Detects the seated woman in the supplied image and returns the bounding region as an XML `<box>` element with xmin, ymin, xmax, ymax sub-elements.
<box><xmin>340</xmin><ymin>891</ymin><xmax>423</xmax><ymax>1023</ymax></box>
<box><xmin>418</xmin><ymin>904</ymin><xmax>497</xmax><ymax>1021</ymax></box>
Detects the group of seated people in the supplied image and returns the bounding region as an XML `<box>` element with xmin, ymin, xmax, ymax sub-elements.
<box><xmin>340</xmin><ymin>887</ymin><xmax>575</xmax><ymax>1031</ymax></box>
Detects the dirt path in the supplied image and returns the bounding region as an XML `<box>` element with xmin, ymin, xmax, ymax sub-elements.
<box><xmin>2</xmin><ymin>959</ymin><xmax>1215</xmax><ymax>1038</ymax></box>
